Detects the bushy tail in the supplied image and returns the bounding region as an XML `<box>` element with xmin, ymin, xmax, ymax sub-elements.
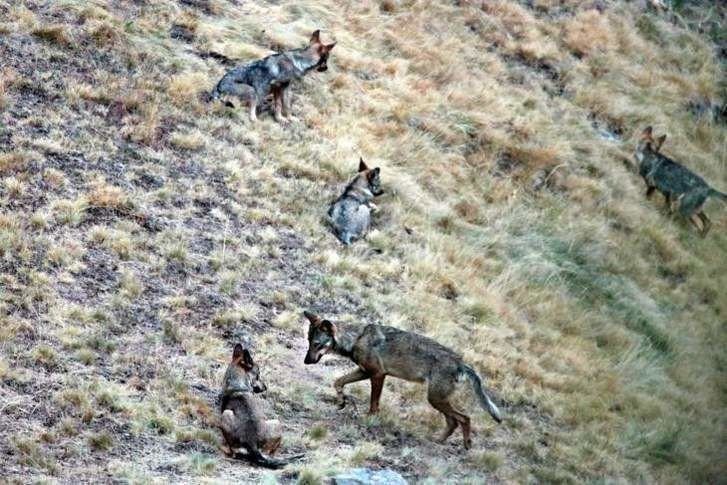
<box><xmin>209</xmin><ymin>83</ymin><xmax>221</xmax><ymax>102</ymax></box>
<box><xmin>710</xmin><ymin>188</ymin><xmax>727</xmax><ymax>204</ymax></box>
<box><xmin>236</xmin><ymin>450</ymin><xmax>304</xmax><ymax>469</ymax></box>
<box><xmin>460</xmin><ymin>364</ymin><xmax>502</xmax><ymax>423</ymax></box>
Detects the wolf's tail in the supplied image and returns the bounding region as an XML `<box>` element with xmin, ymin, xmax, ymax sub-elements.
<box><xmin>460</xmin><ymin>364</ymin><xmax>502</xmax><ymax>423</ymax></box>
<box><xmin>709</xmin><ymin>188</ymin><xmax>727</xmax><ymax>204</ymax></box>
<box><xmin>209</xmin><ymin>83</ymin><xmax>221</xmax><ymax>102</ymax></box>
<box><xmin>237</xmin><ymin>450</ymin><xmax>304</xmax><ymax>469</ymax></box>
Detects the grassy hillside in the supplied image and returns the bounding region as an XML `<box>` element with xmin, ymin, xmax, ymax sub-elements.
<box><xmin>1</xmin><ymin>0</ymin><xmax>725</xmax><ymax>482</ymax></box>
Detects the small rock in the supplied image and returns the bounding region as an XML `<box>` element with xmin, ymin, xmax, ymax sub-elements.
<box><xmin>332</xmin><ymin>468</ymin><xmax>407</xmax><ymax>485</ymax></box>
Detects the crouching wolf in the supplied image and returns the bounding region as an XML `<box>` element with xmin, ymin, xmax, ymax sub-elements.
<box><xmin>635</xmin><ymin>126</ymin><xmax>726</xmax><ymax>236</ymax></box>
<box><xmin>302</xmin><ymin>311</ymin><xmax>503</xmax><ymax>449</ymax></box>
<box><xmin>218</xmin><ymin>344</ymin><xmax>291</xmax><ymax>468</ymax></box>
<box><xmin>210</xmin><ymin>30</ymin><xmax>335</xmax><ymax>122</ymax></box>
<box><xmin>328</xmin><ymin>158</ymin><xmax>384</xmax><ymax>245</ymax></box>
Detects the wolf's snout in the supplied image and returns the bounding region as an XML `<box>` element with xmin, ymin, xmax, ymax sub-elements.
<box><xmin>304</xmin><ymin>351</ymin><xmax>320</xmax><ymax>364</ymax></box>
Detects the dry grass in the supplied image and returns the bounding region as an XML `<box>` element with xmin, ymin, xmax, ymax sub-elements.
<box><xmin>0</xmin><ymin>0</ymin><xmax>725</xmax><ymax>483</ymax></box>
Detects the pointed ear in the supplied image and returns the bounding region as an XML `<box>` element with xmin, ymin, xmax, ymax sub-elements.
<box><xmin>232</xmin><ymin>343</ymin><xmax>244</xmax><ymax>361</ymax></box>
<box><xmin>655</xmin><ymin>134</ymin><xmax>667</xmax><ymax>151</ymax></box>
<box><xmin>320</xmin><ymin>320</ymin><xmax>336</xmax><ymax>335</ymax></box>
<box><xmin>367</xmin><ymin>167</ymin><xmax>380</xmax><ymax>180</ymax></box>
<box><xmin>304</xmin><ymin>310</ymin><xmax>321</xmax><ymax>325</ymax></box>
<box><xmin>324</xmin><ymin>42</ymin><xmax>336</xmax><ymax>52</ymax></box>
<box><xmin>310</xmin><ymin>30</ymin><xmax>321</xmax><ymax>44</ymax></box>
<box><xmin>242</xmin><ymin>349</ymin><xmax>254</xmax><ymax>369</ymax></box>
<box><xmin>358</xmin><ymin>157</ymin><xmax>369</xmax><ymax>172</ymax></box>
<box><xmin>641</xmin><ymin>126</ymin><xmax>653</xmax><ymax>139</ymax></box>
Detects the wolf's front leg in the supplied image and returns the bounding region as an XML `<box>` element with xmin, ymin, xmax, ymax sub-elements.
<box><xmin>334</xmin><ymin>368</ymin><xmax>368</xmax><ymax>409</ymax></box>
<box><xmin>248</xmin><ymin>101</ymin><xmax>258</xmax><ymax>122</ymax></box>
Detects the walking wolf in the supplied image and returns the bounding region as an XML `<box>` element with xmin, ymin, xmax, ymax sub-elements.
<box><xmin>302</xmin><ymin>311</ymin><xmax>502</xmax><ymax>449</ymax></box>
<box><xmin>635</xmin><ymin>126</ymin><xmax>726</xmax><ymax>236</ymax></box>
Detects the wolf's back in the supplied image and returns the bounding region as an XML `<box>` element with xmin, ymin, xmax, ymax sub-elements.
<box><xmin>329</xmin><ymin>198</ymin><xmax>371</xmax><ymax>245</ymax></box>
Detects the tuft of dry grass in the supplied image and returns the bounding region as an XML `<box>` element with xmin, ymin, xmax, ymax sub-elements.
<box><xmin>32</xmin><ymin>24</ymin><xmax>73</xmax><ymax>47</ymax></box>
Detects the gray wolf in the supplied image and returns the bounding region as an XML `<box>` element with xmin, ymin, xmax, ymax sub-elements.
<box><xmin>328</xmin><ymin>158</ymin><xmax>383</xmax><ymax>245</ymax></box>
<box><xmin>218</xmin><ymin>344</ymin><xmax>286</xmax><ymax>468</ymax></box>
<box><xmin>302</xmin><ymin>311</ymin><xmax>502</xmax><ymax>449</ymax></box>
<box><xmin>635</xmin><ymin>126</ymin><xmax>726</xmax><ymax>236</ymax></box>
<box><xmin>210</xmin><ymin>30</ymin><xmax>335</xmax><ymax>122</ymax></box>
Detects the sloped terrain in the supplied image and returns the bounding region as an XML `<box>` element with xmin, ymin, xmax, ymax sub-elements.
<box><xmin>1</xmin><ymin>0</ymin><xmax>725</xmax><ymax>483</ymax></box>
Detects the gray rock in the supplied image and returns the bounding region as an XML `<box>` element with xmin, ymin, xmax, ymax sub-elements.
<box><xmin>332</xmin><ymin>468</ymin><xmax>407</xmax><ymax>485</ymax></box>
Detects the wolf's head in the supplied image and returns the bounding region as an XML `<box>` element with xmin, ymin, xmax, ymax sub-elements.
<box><xmin>635</xmin><ymin>126</ymin><xmax>666</xmax><ymax>163</ymax></box>
<box><xmin>355</xmin><ymin>157</ymin><xmax>384</xmax><ymax>196</ymax></box>
<box><xmin>223</xmin><ymin>344</ymin><xmax>267</xmax><ymax>393</ymax></box>
<box><xmin>308</xmin><ymin>30</ymin><xmax>336</xmax><ymax>72</ymax></box>
<box><xmin>303</xmin><ymin>311</ymin><xmax>337</xmax><ymax>364</ymax></box>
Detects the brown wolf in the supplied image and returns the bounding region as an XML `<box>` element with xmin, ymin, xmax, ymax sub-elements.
<box><xmin>328</xmin><ymin>158</ymin><xmax>384</xmax><ymax>245</ymax></box>
<box><xmin>635</xmin><ymin>126</ymin><xmax>726</xmax><ymax>236</ymax></box>
<box><xmin>218</xmin><ymin>344</ymin><xmax>286</xmax><ymax>468</ymax></box>
<box><xmin>302</xmin><ymin>311</ymin><xmax>502</xmax><ymax>449</ymax></box>
<box><xmin>211</xmin><ymin>30</ymin><xmax>335</xmax><ymax>122</ymax></box>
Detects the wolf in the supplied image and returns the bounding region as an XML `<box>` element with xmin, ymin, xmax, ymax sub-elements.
<box><xmin>211</xmin><ymin>30</ymin><xmax>335</xmax><ymax>122</ymax></box>
<box><xmin>635</xmin><ymin>126</ymin><xmax>726</xmax><ymax>236</ymax></box>
<box><xmin>302</xmin><ymin>311</ymin><xmax>503</xmax><ymax>449</ymax></box>
<box><xmin>218</xmin><ymin>344</ymin><xmax>287</xmax><ymax>468</ymax></box>
<box><xmin>328</xmin><ymin>158</ymin><xmax>384</xmax><ymax>245</ymax></box>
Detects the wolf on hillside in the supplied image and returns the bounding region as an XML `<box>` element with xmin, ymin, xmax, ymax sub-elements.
<box><xmin>635</xmin><ymin>126</ymin><xmax>726</xmax><ymax>236</ymax></box>
<box><xmin>218</xmin><ymin>344</ymin><xmax>290</xmax><ymax>468</ymax></box>
<box><xmin>302</xmin><ymin>311</ymin><xmax>503</xmax><ymax>449</ymax></box>
<box><xmin>211</xmin><ymin>30</ymin><xmax>335</xmax><ymax>122</ymax></box>
<box><xmin>328</xmin><ymin>158</ymin><xmax>384</xmax><ymax>245</ymax></box>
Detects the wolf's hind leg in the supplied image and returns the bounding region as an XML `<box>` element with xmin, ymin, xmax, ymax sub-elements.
<box><xmin>688</xmin><ymin>213</ymin><xmax>704</xmax><ymax>234</ymax></box>
<box><xmin>271</xmin><ymin>86</ymin><xmax>284</xmax><ymax>123</ymax></box>
<box><xmin>428</xmin><ymin>379</ymin><xmax>471</xmax><ymax>448</ymax></box>
<box><xmin>698</xmin><ymin>212</ymin><xmax>711</xmax><ymax>237</ymax></box>
<box><xmin>248</xmin><ymin>100</ymin><xmax>258</xmax><ymax>122</ymax></box>
<box><xmin>280</xmin><ymin>86</ymin><xmax>290</xmax><ymax>118</ymax></box>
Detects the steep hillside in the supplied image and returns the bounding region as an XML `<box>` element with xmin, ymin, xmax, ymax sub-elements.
<box><xmin>1</xmin><ymin>0</ymin><xmax>725</xmax><ymax>482</ymax></box>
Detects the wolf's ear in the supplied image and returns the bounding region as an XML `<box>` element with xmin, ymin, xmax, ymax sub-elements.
<box><xmin>655</xmin><ymin>134</ymin><xmax>667</xmax><ymax>151</ymax></box>
<box><xmin>310</xmin><ymin>30</ymin><xmax>321</xmax><ymax>44</ymax></box>
<box><xmin>232</xmin><ymin>343</ymin><xmax>244</xmax><ymax>361</ymax></box>
<box><xmin>358</xmin><ymin>157</ymin><xmax>369</xmax><ymax>172</ymax></box>
<box><xmin>320</xmin><ymin>320</ymin><xmax>336</xmax><ymax>335</ymax></box>
<box><xmin>641</xmin><ymin>126</ymin><xmax>653</xmax><ymax>139</ymax></box>
<box><xmin>324</xmin><ymin>42</ymin><xmax>336</xmax><ymax>52</ymax></box>
<box><xmin>368</xmin><ymin>167</ymin><xmax>380</xmax><ymax>180</ymax></box>
<box><xmin>242</xmin><ymin>349</ymin><xmax>254</xmax><ymax>369</ymax></box>
<box><xmin>304</xmin><ymin>310</ymin><xmax>321</xmax><ymax>325</ymax></box>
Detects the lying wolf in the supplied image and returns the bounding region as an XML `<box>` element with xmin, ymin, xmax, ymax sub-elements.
<box><xmin>635</xmin><ymin>126</ymin><xmax>726</xmax><ymax>236</ymax></box>
<box><xmin>328</xmin><ymin>158</ymin><xmax>383</xmax><ymax>245</ymax></box>
<box><xmin>211</xmin><ymin>30</ymin><xmax>335</xmax><ymax>122</ymax></box>
<box><xmin>302</xmin><ymin>311</ymin><xmax>502</xmax><ymax>449</ymax></box>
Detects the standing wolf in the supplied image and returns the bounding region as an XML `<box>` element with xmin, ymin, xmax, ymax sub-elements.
<box><xmin>211</xmin><ymin>30</ymin><xmax>335</xmax><ymax>122</ymax></box>
<box><xmin>328</xmin><ymin>158</ymin><xmax>384</xmax><ymax>245</ymax></box>
<box><xmin>302</xmin><ymin>311</ymin><xmax>502</xmax><ymax>449</ymax></box>
<box><xmin>635</xmin><ymin>126</ymin><xmax>726</xmax><ymax>236</ymax></box>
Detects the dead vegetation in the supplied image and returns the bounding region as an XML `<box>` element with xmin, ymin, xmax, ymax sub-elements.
<box><xmin>0</xmin><ymin>0</ymin><xmax>725</xmax><ymax>483</ymax></box>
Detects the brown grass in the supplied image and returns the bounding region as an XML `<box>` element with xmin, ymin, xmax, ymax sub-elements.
<box><xmin>1</xmin><ymin>0</ymin><xmax>725</xmax><ymax>483</ymax></box>
<box><xmin>32</xmin><ymin>24</ymin><xmax>73</xmax><ymax>47</ymax></box>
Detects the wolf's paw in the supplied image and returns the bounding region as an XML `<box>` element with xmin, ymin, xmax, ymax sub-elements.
<box><xmin>337</xmin><ymin>394</ymin><xmax>359</xmax><ymax>412</ymax></box>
